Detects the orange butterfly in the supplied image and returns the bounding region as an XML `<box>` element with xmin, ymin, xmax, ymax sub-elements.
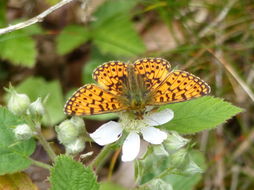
<box><xmin>64</xmin><ymin>58</ymin><xmax>210</xmax><ymax>117</ymax></box>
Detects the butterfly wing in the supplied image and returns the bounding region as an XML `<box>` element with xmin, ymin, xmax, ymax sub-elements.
<box><xmin>64</xmin><ymin>84</ymin><xmax>127</xmax><ymax>116</ymax></box>
<box><xmin>149</xmin><ymin>70</ymin><xmax>210</xmax><ymax>105</ymax></box>
<box><xmin>133</xmin><ymin>58</ymin><xmax>171</xmax><ymax>90</ymax></box>
<box><xmin>93</xmin><ymin>61</ymin><xmax>128</xmax><ymax>95</ymax></box>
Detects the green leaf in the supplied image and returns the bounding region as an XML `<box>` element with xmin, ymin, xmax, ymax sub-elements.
<box><xmin>50</xmin><ymin>155</ymin><xmax>99</xmax><ymax>190</ymax></box>
<box><xmin>164</xmin><ymin>151</ymin><xmax>206</xmax><ymax>190</ymax></box>
<box><xmin>0</xmin><ymin>29</ymin><xmax>37</xmax><ymax>67</ymax></box>
<box><xmin>93</xmin><ymin>0</ymin><xmax>138</xmax><ymax>28</ymax></box>
<box><xmin>162</xmin><ymin>96</ymin><xmax>243</xmax><ymax>134</ymax></box>
<box><xmin>15</xmin><ymin>77</ymin><xmax>65</xmax><ymax>126</ymax></box>
<box><xmin>0</xmin><ymin>107</ymin><xmax>36</xmax><ymax>175</ymax></box>
<box><xmin>56</xmin><ymin>25</ymin><xmax>90</xmax><ymax>55</ymax></box>
<box><xmin>92</xmin><ymin>14</ymin><xmax>146</xmax><ymax>57</ymax></box>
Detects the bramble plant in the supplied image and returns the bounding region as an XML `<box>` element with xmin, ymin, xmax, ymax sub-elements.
<box><xmin>0</xmin><ymin>83</ymin><xmax>242</xmax><ymax>190</ymax></box>
<box><xmin>0</xmin><ymin>0</ymin><xmax>249</xmax><ymax>189</ymax></box>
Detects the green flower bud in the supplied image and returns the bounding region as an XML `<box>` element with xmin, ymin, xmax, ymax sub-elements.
<box><xmin>56</xmin><ymin>120</ymin><xmax>80</xmax><ymax>144</ymax></box>
<box><xmin>148</xmin><ymin>179</ymin><xmax>173</xmax><ymax>190</ymax></box>
<box><xmin>70</xmin><ymin>116</ymin><xmax>85</xmax><ymax>133</ymax></box>
<box><xmin>27</xmin><ymin>97</ymin><xmax>45</xmax><ymax>117</ymax></box>
<box><xmin>7</xmin><ymin>88</ymin><xmax>30</xmax><ymax>115</ymax></box>
<box><xmin>170</xmin><ymin>148</ymin><xmax>189</xmax><ymax>169</ymax></box>
<box><xmin>14</xmin><ymin>124</ymin><xmax>34</xmax><ymax>140</ymax></box>
<box><xmin>164</xmin><ymin>131</ymin><xmax>189</xmax><ymax>152</ymax></box>
<box><xmin>184</xmin><ymin>160</ymin><xmax>203</xmax><ymax>174</ymax></box>
<box><xmin>153</xmin><ymin>144</ymin><xmax>169</xmax><ymax>157</ymax></box>
<box><xmin>66</xmin><ymin>137</ymin><xmax>85</xmax><ymax>155</ymax></box>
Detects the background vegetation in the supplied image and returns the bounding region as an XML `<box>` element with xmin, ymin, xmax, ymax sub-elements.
<box><xmin>0</xmin><ymin>0</ymin><xmax>253</xmax><ymax>189</ymax></box>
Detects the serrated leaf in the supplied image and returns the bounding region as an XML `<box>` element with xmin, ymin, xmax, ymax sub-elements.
<box><xmin>0</xmin><ymin>172</ymin><xmax>38</xmax><ymax>190</ymax></box>
<box><xmin>92</xmin><ymin>14</ymin><xmax>146</xmax><ymax>57</ymax></box>
<box><xmin>56</xmin><ymin>25</ymin><xmax>90</xmax><ymax>55</ymax></box>
<box><xmin>0</xmin><ymin>29</ymin><xmax>37</xmax><ymax>67</ymax></box>
<box><xmin>162</xmin><ymin>96</ymin><xmax>243</xmax><ymax>134</ymax></box>
<box><xmin>0</xmin><ymin>107</ymin><xmax>36</xmax><ymax>175</ymax></box>
<box><xmin>15</xmin><ymin>77</ymin><xmax>65</xmax><ymax>126</ymax></box>
<box><xmin>50</xmin><ymin>155</ymin><xmax>99</xmax><ymax>190</ymax></box>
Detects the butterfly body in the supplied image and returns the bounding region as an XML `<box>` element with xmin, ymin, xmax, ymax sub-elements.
<box><xmin>64</xmin><ymin>58</ymin><xmax>210</xmax><ymax>117</ymax></box>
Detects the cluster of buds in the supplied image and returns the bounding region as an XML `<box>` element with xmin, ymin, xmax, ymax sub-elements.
<box><xmin>5</xmin><ymin>85</ymin><xmax>46</xmax><ymax>140</ymax></box>
<box><xmin>56</xmin><ymin>117</ymin><xmax>86</xmax><ymax>155</ymax></box>
<box><xmin>152</xmin><ymin>131</ymin><xmax>202</xmax><ymax>174</ymax></box>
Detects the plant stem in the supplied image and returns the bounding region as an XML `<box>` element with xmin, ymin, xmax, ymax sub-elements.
<box><xmin>90</xmin><ymin>143</ymin><xmax>118</xmax><ymax>170</ymax></box>
<box><xmin>36</xmin><ymin>133</ymin><xmax>57</xmax><ymax>161</ymax></box>
<box><xmin>29</xmin><ymin>158</ymin><xmax>52</xmax><ymax>170</ymax></box>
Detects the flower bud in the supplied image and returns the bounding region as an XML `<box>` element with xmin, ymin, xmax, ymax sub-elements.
<box><xmin>27</xmin><ymin>97</ymin><xmax>45</xmax><ymax>117</ymax></box>
<box><xmin>153</xmin><ymin>144</ymin><xmax>169</xmax><ymax>157</ymax></box>
<box><xmin>65</xmin><ymin>137</ymin><xmax>85</xmax><ymax>154</ymax></box>
<box><xmin>56</xmin><ymin>120</ymin><xmax>80</xmax><ymax>144</ymax></box>
<box><xmin>170</xmin><ymin>148</ymin><xmax>189</xmax><ymax>169</ymax></box>
<box><xmin>184</xmin><ymin>159</ymin><xmax>203</xmax><ymax>174</ymax></box>
<box><xmin>148</xmin><ymin>179</ymin><xmax>173</xmax><ymax>190</ymax></box>
<box><xmin>14</xmin><ymin>124</ymin><xmax>34</xmax><ymax>140</ymax></box>
<box><xmin>70</xmin><ymin>116</ymin><xmax>85</xmax><ymax>133</ymax></box>
<box><xmin>164</xmin><ymin>131</ymin><xmax>189</xmax><ymax>152</ymax></box>
<box><xmin>7</xmin><ymin>88</ymin><xmax>30</xmax><ymax>115</ymax></box>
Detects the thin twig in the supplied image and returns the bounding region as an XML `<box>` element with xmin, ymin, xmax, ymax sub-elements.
<box><xmin>198</xmin><ymin>0</ymin><xmax>239</xmax><ymax>38</ymax></box>
<box><xmin>0</xmin><ymin>0</ymin><xmax>77</xmax><ymax>35</ymax></box>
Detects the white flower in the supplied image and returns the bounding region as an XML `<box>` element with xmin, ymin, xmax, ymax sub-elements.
<box><xmin>90</xmin><ymin>108</ymin><xmax>174</xmax><ymax>162</ymax></box>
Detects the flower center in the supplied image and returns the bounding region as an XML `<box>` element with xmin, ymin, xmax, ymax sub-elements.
<box><xmin>119</xmin><ymin>111</ymin><xmax>148</xmax><ymax>133</ymax></box>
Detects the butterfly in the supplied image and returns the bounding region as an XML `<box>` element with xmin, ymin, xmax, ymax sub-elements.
<box><xmin>64</xmin><ymin>58</ymin><xmax>210</xmax><ymax>117</ymax></box>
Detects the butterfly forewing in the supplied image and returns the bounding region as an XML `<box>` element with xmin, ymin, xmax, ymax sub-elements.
<box><xmin>149</xmin><ymin>70</ymin><xmax>210</xmax><ymax>105</ymax></box>
<box><xmin>64</xmin><ymin>84</ymin><xmax>126</xmax><ymax>116</ymax></box>
<box><xmin>133</xmin><ymin>58</ymin><xmax>171</xmax><ymax>90</ymax></box>
<box><xmin>93</xmin><ymin>61</ymin><xmax>127</xmax><ymax>95</ymax></box>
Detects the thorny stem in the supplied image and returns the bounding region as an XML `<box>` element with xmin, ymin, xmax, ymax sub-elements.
<box><xmin>29</xmin><ymin>120</ymin><xmax>57</xmax><ymax>162</ymax></box>
<box><xmin>36</xmin><ymin>133</ymin><xmax>57</xmax><ymax>161</ymax></box>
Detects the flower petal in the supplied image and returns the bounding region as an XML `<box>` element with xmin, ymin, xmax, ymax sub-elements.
<box><xmin>90</xmin><ymin>121</ymin><xmax>123</xmax><ymax>146</ymax></box>
<box><xmin>141</xmin><ymin>126</ymin><xmax>167</xmax><ymax>144</ymax></box>
<box><xmin>122</xmin><ymin>132</ymin><xmax>140</xmax><ymax>162</ymax></box>
<box><xmin>144</xmin><ymin>108</ymin><xmax>174</xmax><ymax>126</ymax></box>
